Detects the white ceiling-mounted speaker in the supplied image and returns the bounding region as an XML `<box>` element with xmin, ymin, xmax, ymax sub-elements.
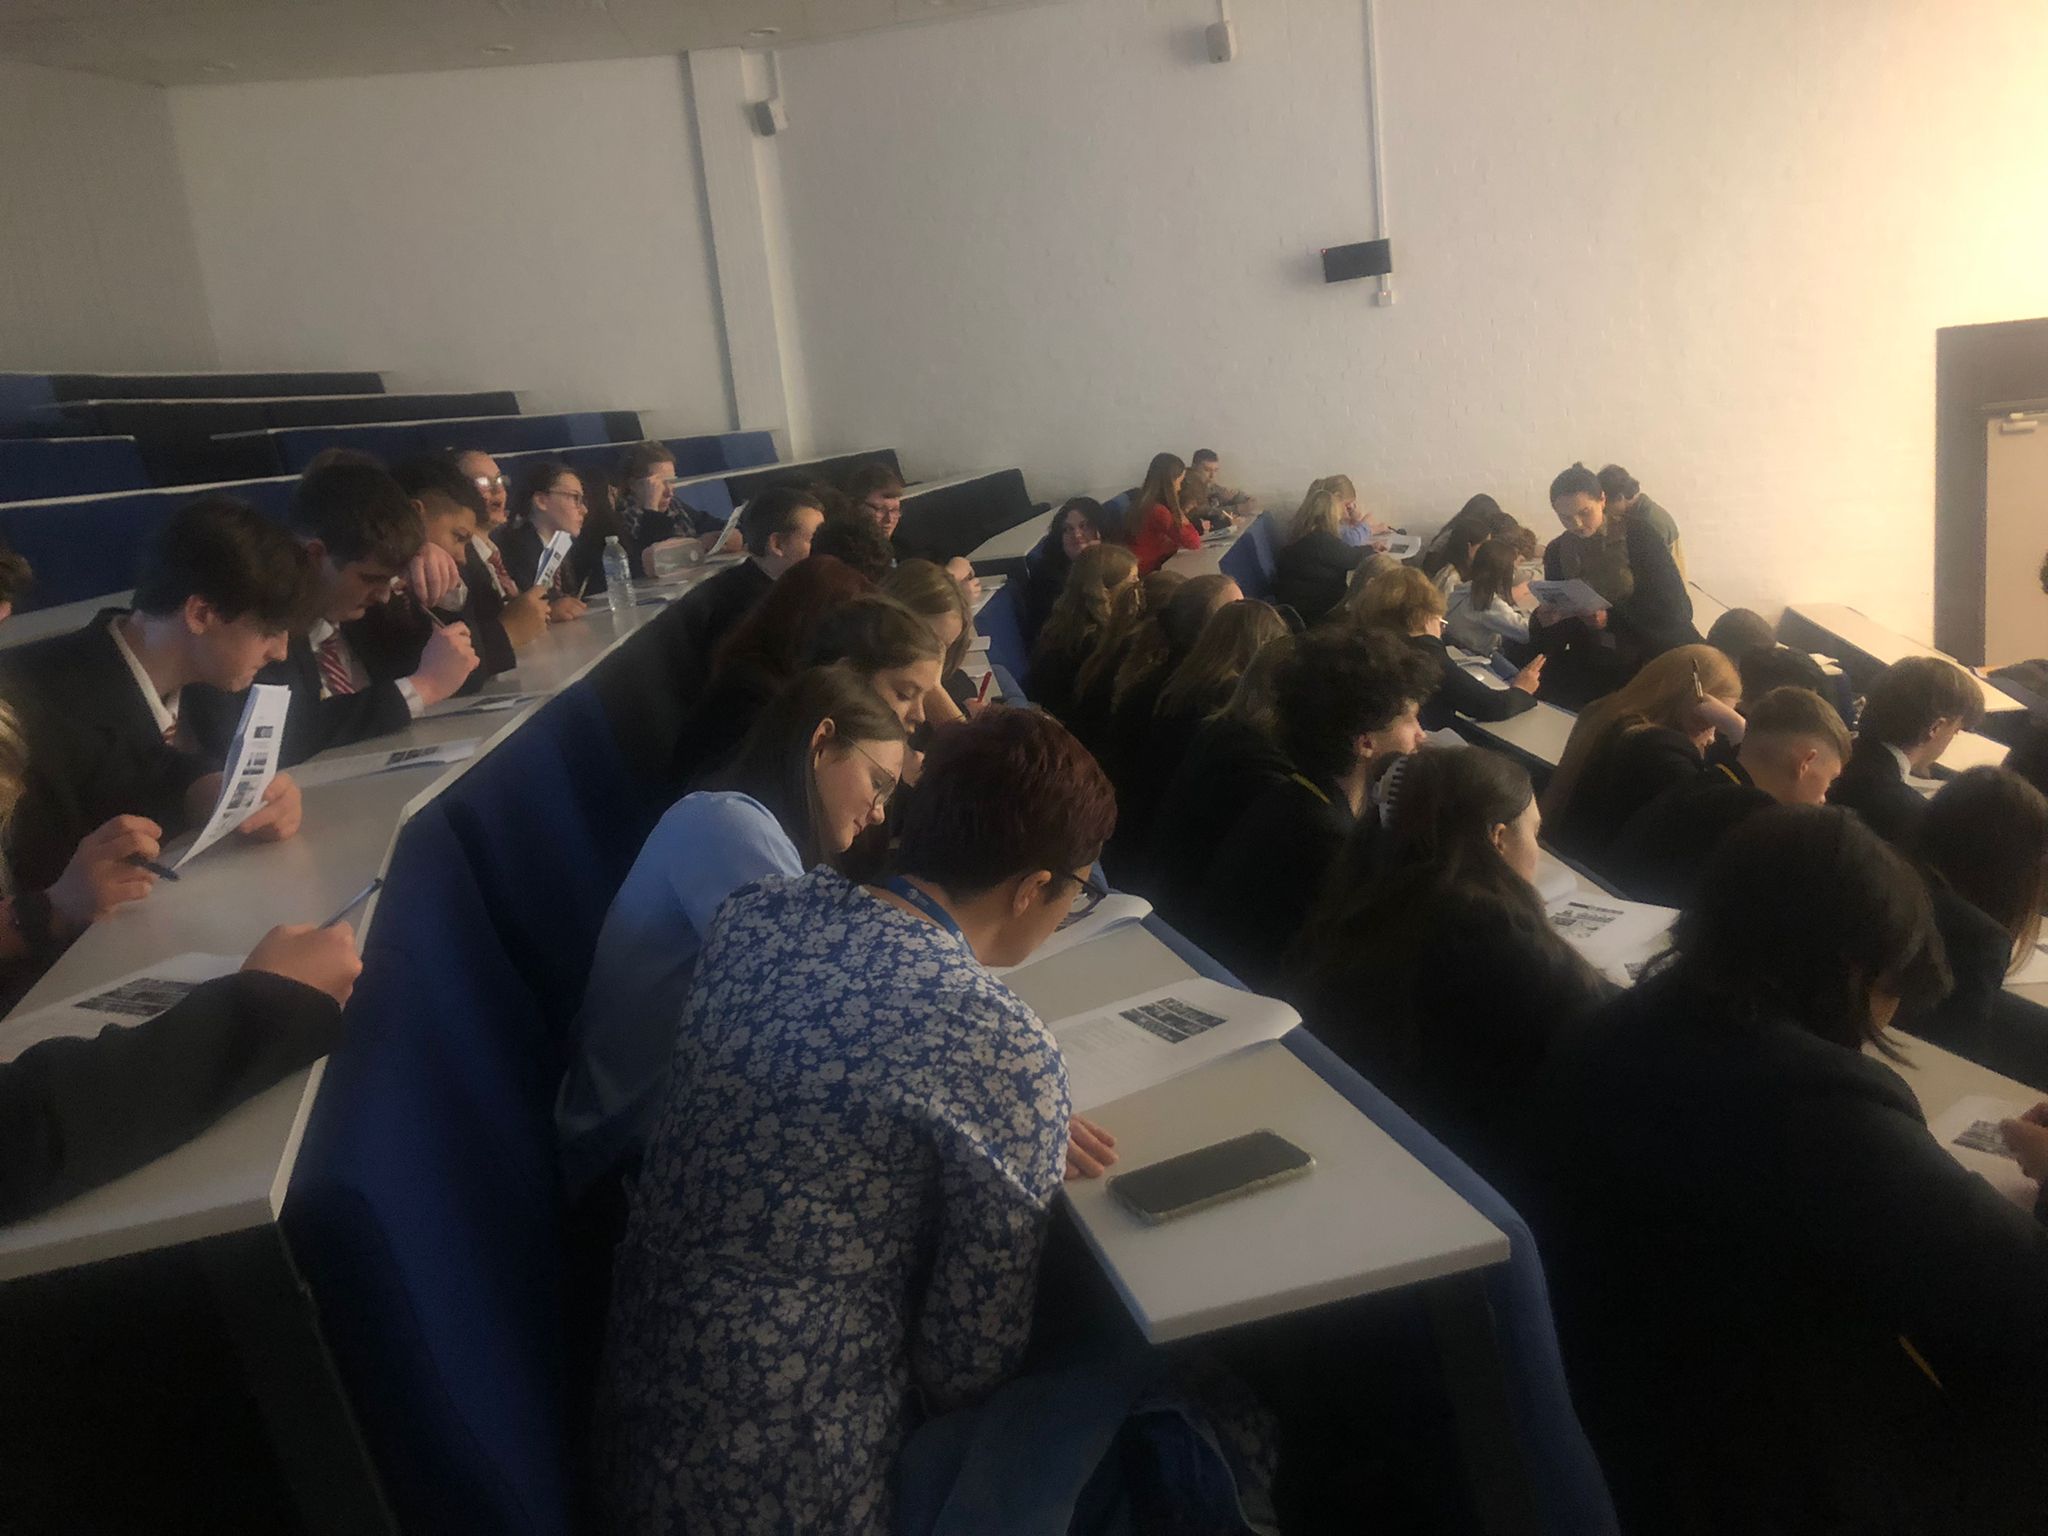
<box><xmin>751</xmin><ymin>98</ymin><xmax>789</xmax><ymax>136</ymax></box>
<box><xmin>1206</xmin><ymin>20</ymin><xmax>1237</xmax><ymax>62</ymax></box>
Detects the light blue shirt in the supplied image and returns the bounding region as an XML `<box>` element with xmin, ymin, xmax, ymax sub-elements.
<box><xmin>555</xmin><ymin>790</ymin><xmax>802</xmax><ymax>1196</ymax></box>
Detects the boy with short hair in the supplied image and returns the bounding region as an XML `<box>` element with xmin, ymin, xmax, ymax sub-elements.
<box><xmin>185</xmin><ymin>458</ymin><xmax>478</xmax><ymax>766</ymax></box>
<box><xmin>1829</xmin><ymin>655</ymin><xmax>1986</xmax><ymax>846</ymax></box>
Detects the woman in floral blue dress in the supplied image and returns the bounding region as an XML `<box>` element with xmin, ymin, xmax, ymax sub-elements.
<box><xmin>595</xmin><ymin>706</ymin><xmax>1121</xmax><ymax>1534</ymax></box>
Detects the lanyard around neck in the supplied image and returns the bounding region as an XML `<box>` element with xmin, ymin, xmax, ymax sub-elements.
<box><xmin>880</xmin><ymin>875</ymin><xmax>967</xmax><ymax>944</ymax></box>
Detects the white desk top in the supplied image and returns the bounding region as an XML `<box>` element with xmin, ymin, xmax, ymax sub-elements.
<box><xmin>1459</xmin><ymin>698</ymin><xmax>1577</xmax><ymax>769</ymax></box>
<box><xmin>0</xmin><ymin>593</ymin><xmax>676</xmax><ymax>1281</ymax></box>
<box><xmin>1061</xmin><ymin>1040</ymin><xmax>1509</xmax><ymax>1343</ymax></box>
<box><xmin>1004</xmin><ymin>921</ymin><xmax>1507</xmax><ymax>1343</ymax></box>
<box><xmin>1937</xmin><ymin>729</ymin><xmax>2009</xmax><ymax>776</ymax></box>
<box><xmin>967</xmin><ymin>515</ymin><xmax>1046</xmax><ymax>564</ymax></box>
<box><xmin>1886</xmin><ymin>1031</ymin><xmax>2041</xmax><ymax>1123</ymax></box>
<box><xmin>1789</xmin><ymin>602</ymin><xmax>2027</xmax><ymax>714</ymax></box>
<box><xmin>1164</xmin><ymin>518</ymin><xmax>1254</xmax><ymax>579</ymax></box>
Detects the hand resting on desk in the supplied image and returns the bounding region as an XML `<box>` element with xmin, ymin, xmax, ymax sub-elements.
<box><xmin>1065</xmin><ymin>1113</ymin><xmax>1118</xmax><ymax>1181</ymax></box>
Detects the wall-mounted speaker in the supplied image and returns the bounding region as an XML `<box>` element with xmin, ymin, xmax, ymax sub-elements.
<box><xmin>1321</xmin><ymin>239</ymin><xmax>1393</xmax><ymax>283</ymax></box>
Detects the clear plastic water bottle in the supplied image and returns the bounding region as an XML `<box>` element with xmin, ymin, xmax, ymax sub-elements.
<box><xmin>602</xmin><ymin>536</ymin><xmax>633</xmax><ymax>614</ymax></box>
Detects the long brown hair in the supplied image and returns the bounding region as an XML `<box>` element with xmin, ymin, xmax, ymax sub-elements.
<box><xmin>1466</xmin><ymin>536</ymin><xmax>1522</xmax><ymax>611</ymax></box>
<box><xmin>881</xmin><ymin>559</ymin><xmax>973</xmax><ymax>675</ymax></box>
<box><xmin>1542</xmin><ymin>644</ymin><xmax>1740</xmax><ymax>819</ymax></box>
<box><xmin>1213</xmin><ymin>633</ymin><xmax>1295</xmax><ymax>735</ymax></box>
<box><xmin>1036</xmin><ymin>543</ymin><xmax>1138</xmax><ymax>663</ymax></box>
<box><xmin>1919</xmin><ymin>766</ymin><xmax>2048</xmax><ymax>968</ymax></box>
<box><xmin>1110</xmin><ymin>573</ymin><xmax>1239</xmax><ymax>711</ymax></box>
<box><xmin>1124</xmin><ymin>453</ymin><xmax>1188</xmax><ymax>542</ymax></box>
<box><xmin>719</xmin><ymin>665</ymin><xmax>907</xmax><ymax>869</ymax></box>
<box><xmin>1157</xmin><ymin>600</ymin><xmax>1289</xmax><ymax>717</ymax></box>
<box><xmin>1077</xmin><ymin>568</ymin><xmax>1184</xmax><ymax>703</ymax></box>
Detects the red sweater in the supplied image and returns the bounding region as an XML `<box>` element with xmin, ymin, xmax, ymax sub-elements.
<box><xmin>1129</xmin><ymin>502</ymin><xmax>1201</xmax><ymax>574</ymax></box>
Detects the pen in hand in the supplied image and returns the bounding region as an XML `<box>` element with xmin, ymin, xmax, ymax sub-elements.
<box><xmin>124</xmin><ymin>853</ymin><xmax>180</xmax><ymax>882</ymax></box>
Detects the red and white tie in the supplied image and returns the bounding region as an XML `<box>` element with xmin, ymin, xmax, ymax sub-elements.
<box><xmin>317</xmin><ymin>634</ymin><xmax>359</xmax><ymax>698</ymax></box>
<box><xmin>486</xmin><ymin>543</ymin><xmax>516</xmax><ymax>598</ymax></box>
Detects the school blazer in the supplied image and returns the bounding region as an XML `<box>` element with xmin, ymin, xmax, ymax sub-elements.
<box><xmin>1898</xmin><ymin>881</ymin><xmax>2048</xmax><ymax>1094</ymax></box>
<box><xmin>0</xmin><ymin>970</ymin><xmax>341</xmax><ymax>1223</ymax></box>
<box><xmin>1526</xmin><ymin>975</ymin><xmax>2048</xmax><ymax>1534</ymax></box>
<box><xmin>1827</xmin><ymin>739</ymin><xmax>1928</xmax><ymax>848</ymax></box>
<box><xmin>1189</xmin><ymin>772</ymin><xmax>1355</xmax><ymax>993</ymax></box>
<box><xmin>0</xmin><ymin>615</ymin><xmax>213</xmax><ymax>892</ymax></box>
<box><xmin>1408</xmin><ymin>633</ymin><xmax>1536</xmax><ymax>732</ymax></box>
<box><xmin>1271</xmin><ymin>529</ymin><xmax>1367</xmax><ymax>626</ymax></box>
<box><xmin>496</xmin><ymin>519</ymin><xmax>586</xmax><ymax>598</ymax></box>
<box><xmin>184</xmin><ymin>632</ymin><xmax>412</xmax><ymax>770</ymax></box>
<box><xmin>1604</xmin><ymin>764</ymin><xmax>1775</xmax><ymax>907</ymax></box>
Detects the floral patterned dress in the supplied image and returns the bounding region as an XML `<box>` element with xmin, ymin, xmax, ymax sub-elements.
<box><xmin>594</xmin><ymin>869</ymin><xmax>1069</xmax><ymax>1535</ymax></box>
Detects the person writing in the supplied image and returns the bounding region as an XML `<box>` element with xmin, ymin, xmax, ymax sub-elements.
<box><xmin>594</xmin><ymin>708</ymin><xmax>1120</xmax><ymax>1532</ymax></box>
<box><xmin>1350</xmin><ymin>565</ymin><xmax>1543</xmax><ymax>731</ymax></box>
<box><xmin>0</xmin><ymin>499</ymin><xmax>309</xmax><ymax>894</ymax></box>
<box><xmin>1605</xmin><ymin>684</ymin><xmax>1851</xmax><ymax>906</ymax></box>
<box><xmin>1124</xmin><ymin>453</ymin><xmax>1201</xmax><ymax>574</ymax></box>
<box><xmin>560</xmin><ymin>666</ymin><xmax>910</xmax><ymax>1200</ymax></box>
<box><xmin>1828</xmin><ymin>655</ymin><xmax>1985</xmax><ymax>846</ymax></box>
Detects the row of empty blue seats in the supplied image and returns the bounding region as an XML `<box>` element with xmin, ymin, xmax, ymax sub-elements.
<box><xmin>0</xmin><ymin>370</ymin><xmax>386</xmax><ymax>434</ymax></box>
<box><xmin>215</xmin><ymin>410</ymin><xmax>642</xmax><ymax>479</ymax></box>
<box><xmin>0</xmin><ymin>436</ymin><xmax>148</xmax><ymax>501</ymax></box>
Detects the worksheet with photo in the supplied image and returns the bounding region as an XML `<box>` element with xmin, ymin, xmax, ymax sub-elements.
<box><xmin>1929</xmin><ymin>1094</ymin><xmax>2039</xmax><ymax>1210</ymax></box>
<box><xmin>1044</xmin><ymin>977</ymin><xmax>1299</xmax><ymax>1111</ymax></box>
<box><xmin>175</xmin><ymin>683</ymin><xmax>291</xmax><ymax>869</ymax></box>
<box><xmin>0</xmin><ymin>954</ymin><xmax>243</xmax><ymax>1065</ymax></box>
<box><xmin>290</xmin><ymin>739</ymin><xmax>480</xmax><ymax>790</ymax></box>
<box><xmin>1544</xmin><ymin>894</ymin><xmax>1677</xmax><ymax>987</ymax></box>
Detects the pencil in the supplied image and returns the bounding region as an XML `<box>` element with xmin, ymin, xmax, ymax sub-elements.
<box><xmin>125</xmin><ymin>854</ymin><xmax>181</xmax><ymax>882</ymax></box>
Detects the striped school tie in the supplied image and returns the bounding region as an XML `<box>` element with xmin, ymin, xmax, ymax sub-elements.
<box><xmin>485</xmin><ymin>543</ymin><xmax>516</xmax><ymax>597</ymax></box>
<box><xmin>316</xmin><ymin>634</ymin><xmax>359</xmax><ymax>698</ymax></box>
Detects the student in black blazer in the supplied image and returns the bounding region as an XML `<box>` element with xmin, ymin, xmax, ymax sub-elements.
<box><xmin>1900</xmin><ymin>766</ymin><xmax>2048</xmax><ymax>1091</ymax></box>
<box><xmin>1188</xmin><ymin>628</ymin><xmax>1435</xmax><ymax>991</ymax></box>
<box><xmin>1606</xmin><ymin>684</ymin><xmax>1851</xmax><ymax>906</ymax></box>
<box><xmin>1106</xmin><ymin>598</ymin><xmax>1285</xmax><ymax>892</ymax></box>
<box><xmin>1145</xmin><ymin>636</ymin><xmax>1297</xmax><ymax>916</ymax></box>
<box><xmin>1269</xmin><ymin>484</ymin><xmax>1368</xmax><ymax>626</ymax></box>
<box><xmin>185</xmin><ymin>459</ymin><xmax>478</xmax><ymax>768</ymax></box>
<box><xmin>0</xmin><ymin>498</ymin><xmax>311</xmax><ymax>893</ymax></box>
<box><xmin>348</xmin><ymin>455</ymin><xmax>543</xmax><ymax>690</ymax></box>
<box><xmin>1540</xmin><ymin>642</ymin><xmax>1743</xmax><ymax>872</ymax></box>
<box><xmin>1828</xmin><ymin>653</ymin><xmax>1987</xmax><ymax>847</ymax></box>
<box><xmin>1531</xmin><ymin>462</ymin><xmax>1698</xmax><ymax>709</ymax></box>
<box><xmin>640</xmin><ymin>483</ymin><xmax>828</xmax><ymax>710</ymax></box>
<box><xmin>498</xmin><ymin>459</ymin><xmax>595</xmax><ymax>620</ymax></box>
<box><xmin>1349</xmin><ymin>565</ymin><xmax>1544</xmax><ymax>731</ymax></box>
<box><xmin>1290</xmin><ymin>747</ymin><xmax>1610</xmax><ymax>1188</ymax></box>
<box><xmin>1525</xmin><ymin>806</ymin><xmax>2048</xmax><ymax>1536</ymax></box>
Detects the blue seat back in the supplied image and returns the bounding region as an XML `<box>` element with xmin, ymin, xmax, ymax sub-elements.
<box><xmin>0</xmin><ymin>436</ymin><xmax>147</xmax><ymax>500</ymax></box>
<box><xmin>977</xmin><ymin>583</ymin><xmax>1031</xmax><ymax>694</ymax></box>
<box><xmin>0</xmin><ymin>475</ymin><xmax>299</xmax><ymax>609</ymax></box>
<box><xmin>255</xmin><ymin>412</ymin><xmax>628</xmax><ymax>475</ymax></box>
<box><xmin>1223</xmin><ymin>518</ymin><xmax>1276</xmax><ymax>600</ymax></box>
<box><xmin>706</xmin><ymin>429</ymin><xmax>776</xmax><ymax>471</ymax></box>
<box><xmin>436</xmin><ymin>685</ymin><xmax>654</xmax><ymax>1052</ymax></box>
<box><xmin>896</xmin><ymin>468</ymin><xmax>1036</xmax><ymax>564</ymax></box>
<box><xmin>284</xmin><ymin>799</ymin><xmax>572</xmax><ymax>1535</ymax></box>
<box><xmin>0</xmin><ymin>373</ymin><xmax>59</xmax><ymax>431</ymax></box>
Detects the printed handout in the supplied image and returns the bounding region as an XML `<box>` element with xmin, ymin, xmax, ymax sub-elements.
<box><xmin>1528</xmin><ymin>579</ymin><xmax>1609</xmax><ymax>618</ymax></box>
<box><xmin>531</xmin><ymin>530</ymin><xmax>574</xmax><ymax>591</ymax></box>
<box><xmin>423</xmin><ymin>691</ymin><xmax>545</xmax><ymax>721</ymax></box>
<box><xmin>989</xmin><ymin>893</ymin><xmax>1153</xmax><ymax>976</ymax></box>
<box><xmin>290</xmin><ymin>739</ymin><xmax>480</xmax><ymax>790</ymax></box>
<box><xmin>1545</xmin><ymin>894</ymin><xmax>1677</xmax><ymax>987</ymax></box>
<box><xmin>1929</xmin><ymin>1094</ymin><xmax>2039</xmax><ymax>1209</ymax></box>
<box><xmin>175</xmin><ymin>683</ymin><xmax>291</xmax><ymax>869</ymax></box>
<box><xmin>1043</xmin><ymin>977</ymin><xmax>1299</xmax><ymax>1111</ymax></box>
<box><xmin>1375</xmin><ymin>533</ymin><xmax>1422</xmax><ymax>560</ymax></box>
<box><xmin>0</xmin><ymin>953</ymin><xmax>243</xmax><ymax>1066</ymax></box>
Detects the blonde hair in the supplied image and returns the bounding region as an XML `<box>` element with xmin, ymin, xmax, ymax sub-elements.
<box><xmin>1110</xmin><ymin>573</ymin><xmax>1239</xmax><ymax>711</ymax></box>
<box><xmin>1077</xmin><ymin>568</ymin><xmax>1184</xmax><ymax>702</ymax></box>
<box><xmin>881</xmin><ymin>559</ymin><xmax>973</xmax><ymax>675</ymax></box>
<box><xmin>1320</xmin><ymin>474</ymin><xmax>1358</xmax><ymax>505</ymax></box>
<box><xmin>1542</xmin><ymin>644</ymin><xmax>1741</xmax><ymax>819</ymax></box>
<box><xmin>1036</xmin><ymin>543</ymin><xmax>1138</xmax><ymax>662</ymax></box>
<box><xmin>1352</xmin><ymin>566</ymin><xmax>1447</xmax><ymax>634</ymax></box>
<box><xmin>1289</xmin><ymin>486</ymin><xmax>1345</xmax><ymax>545</ymax></box>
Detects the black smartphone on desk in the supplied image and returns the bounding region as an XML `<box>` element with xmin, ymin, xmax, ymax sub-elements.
<box><xmin>1108</xmin><ymin>1130</ymin><xmax>1314</xmax><ymax>1225</ymax></box>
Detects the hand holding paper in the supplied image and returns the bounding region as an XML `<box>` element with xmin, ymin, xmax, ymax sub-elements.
<box><xmin>177</xmin><ymin>683</ymin><xmax>293</xmax><ymax>868</ymax></box>
<box><xmin>1528</xmin><ymin>579</ymin><xmax>1609</xmax><ymax>620</ymax></box>
<box><xmin>530</xmin><ymin>529</ymin><xmax>574</xmax><ymax>592</ymax></box>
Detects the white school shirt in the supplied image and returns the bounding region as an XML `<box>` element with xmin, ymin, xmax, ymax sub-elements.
<box><xmin>106</xmin><ymin>614</ymin><xmax>181</xmax><ymax>743</ymax></box>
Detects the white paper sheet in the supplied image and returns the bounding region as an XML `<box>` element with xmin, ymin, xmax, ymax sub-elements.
<box><xmin>175</xmin><ymin>682</ymin><xmax>291</xmax><ymax>869</ymax></box>
<box><xmin>422</xmin><ymin>691</ymin><xmax>545</xmax><ymax>720</ymax></box>
<box><xmin>989</xmin><ymin>893</ymin><xmax>1153</xmax><ymax>977</ymax></box>
<box><xmin>0</xmin><ymin>952</ymin><xmax>243</xmax><ymax>1065</ymax></box>
<box><xmin>1044</xmin><ymin>977</ymin><xmax>1299</xmax><ymax>1112</ymax></box>
<box><xmin>969</xmin><ymin>574</ymin><xmax>1008</xmax><ymax>615</ymax></box>
<box><xmin>1375</xmin><ymin>533</ymin><xmax>1422</xmax><ymax>560</ymax></box>
<box><xmin>1928</xmin><ymin>1094</ymin><xmax>2040</xmax><ymax>1210</ymax></box>
<box><xmin>1544</xmin><ymin>893</ymin><xmax>1677</xmax><ymax>987</ymax></box>
<box><xmin>531</xmin><ymin>530</ymin><xmax>574</xmax><ymax>591</ymax></box>
<box><xmin>1528</xmin><ymin>579</ymin><xmax>1609</xmax><ymax>618</ymax></box>
<box><xmin>290</xmin><ymin>738</ymin><xmax>480</xmax><ymax>789</ymax></box>
<box><xmin>1531</xmin><ymin>851</ymin><xmax>1582</xmax><ymax>905</ymax></box>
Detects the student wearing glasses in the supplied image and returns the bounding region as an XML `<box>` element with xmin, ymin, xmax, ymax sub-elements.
<box><xmin>595</xmin><ymin>706</ymin><xmax>1121</xmax><ymax>1534</ymax></box>
<box><xmin>498</xmin><ymin>459</ymin><xmax>592</xmax><ymax>621</ymax></box>
<box><xmin>559</xmin><ymin>666</ymin><xmax>910</xmax><ymax>1200</ymax></box>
